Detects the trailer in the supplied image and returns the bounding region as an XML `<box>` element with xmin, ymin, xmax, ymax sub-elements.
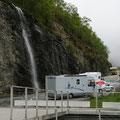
<box><xmin>45</xmin><ymin>74</ymin><xmax>96</xmax><ymax>99</ymax></box>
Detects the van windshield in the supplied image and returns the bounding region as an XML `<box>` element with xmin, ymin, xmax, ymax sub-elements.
<box><xmin>111</xmin><ymin>69</ymin><xmax>117</xmax><ymax>71</ymax></box>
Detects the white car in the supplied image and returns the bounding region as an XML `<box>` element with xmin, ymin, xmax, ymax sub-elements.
<box><xmin>103</xmin><ymin>82</ymin><xmax>114</xmax><ymax>92</ymax></box>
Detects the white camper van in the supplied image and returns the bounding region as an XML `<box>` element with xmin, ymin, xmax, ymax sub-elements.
<box><xmin>45</xmin><ymin>75</ymin><xmax>96</xmax><ymax>99</ymax></box>
<box><xmin>79</xmin><ymin>72</ymin><xmax>102</xmax><ymax>92</ymax></box>
<box><xmin>83</xmin><ymin>72</ymin><xmax>101</xmax><ymax>82</ymax></box>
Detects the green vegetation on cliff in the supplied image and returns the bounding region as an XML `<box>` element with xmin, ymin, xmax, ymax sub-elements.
<box><xmin>5</xmin><ymin>0</ymin><xmax>109</xmax><ymax>67</ymax></box>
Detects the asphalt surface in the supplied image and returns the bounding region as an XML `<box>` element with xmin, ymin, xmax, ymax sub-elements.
<box><xmin>104</xmin><ymin>74</ymin><xmax>120</xmax><ymax>90</ymax></box>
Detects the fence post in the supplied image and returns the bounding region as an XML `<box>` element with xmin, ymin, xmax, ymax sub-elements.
<box><xmin>114</xmin><ymin>87</ymin><xmax>116</xmax><ymax>93</ymax></box>
<box><xmin>25</xmin><ymin>87</ymin><xmax>28</xmax><ymax>119</ymax></box>
<box><xmin>36</xmin><ymin>88</ymin><xmax>38</xmax><ymax>118</ymax></box>
<box><xmin>67</xmin><ymin>91</ymin><xmax>69</xmax><ymax>113</ymax></box>
<box><xmin>61</xmin><ymin>91</ymin><xmax>63</xmax><ymax>112</ymax></box>
<box><xmin>55</xmin><ymin>108</ymin><xmax>58</xmax><ymax>120</ymax></box>
<box><xmin>10</xmin><ymin>86</ymin><xmax>13</xmax><ymax>120</ymax></box>
<box><xmin>54</xmin><ymin>90</ymin><xmax>56</xmax><ymax>113</ymax></box>
<box><xmin>46</xmin><ymin>90</ymin><xmax>48</xmax><ymax>115</ymax></box>
<box><xmin>96</xmin><ymin>90</ymin><xmax>98</xmax><ymax>112</ymax></box>
<box><xmin>98</xmin><ymin>109</ymin><xmax>101</xmax><ymax>120</ymax></box>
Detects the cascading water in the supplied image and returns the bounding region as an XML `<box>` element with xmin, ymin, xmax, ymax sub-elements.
<box><xmin>34</xmin><ymin>25</ymin><xmax>43</xmax><ymax>34</ymax></box>
<box><xmin>15</xmin><ymin>6</ymin><xmax>39</xmax><ymax>88</ymax></box>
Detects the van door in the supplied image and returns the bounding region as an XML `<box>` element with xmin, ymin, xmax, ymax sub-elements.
<box><xmin>75</xmin><ymin>78</ymin><xmax>84</xmax><ymax>93</ymax></box>
<box><xmin>88</xmin><ymin>79</ymin><xmax>95</xmax><ymax>91</ymax></box>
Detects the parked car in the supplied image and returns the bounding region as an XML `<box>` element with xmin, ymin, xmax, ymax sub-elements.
<box><xmin>103</xmin><ymin>82</ymin><xmax>114</xmax><ymax>92</ymax></box>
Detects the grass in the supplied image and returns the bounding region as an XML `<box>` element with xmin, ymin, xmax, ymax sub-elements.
<box><xmin>89</xmin><ymin>93</ymin><xmax>120</xmax><ymax>108</ymax></box>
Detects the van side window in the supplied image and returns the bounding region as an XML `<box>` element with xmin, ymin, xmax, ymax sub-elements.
<box><xmin>88</xmin><ymin>80</ymin><xmax>95</xmax><ymax>86</ymax></box>
<box><xmin>76</xmin><ymin>79</ymin><xmax>80</xmax><ymax>85</ymax></box>
<box><xmin>98</xmin><ymin>76</ymin><xmax>101</xmax><ymax>79</ymax></box>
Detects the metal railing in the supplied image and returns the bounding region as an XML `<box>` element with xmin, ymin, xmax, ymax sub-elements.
<box><xmin>10</xmin><ymin>86</ymin><xmax>120</xmax><ymax>120</ymax></box>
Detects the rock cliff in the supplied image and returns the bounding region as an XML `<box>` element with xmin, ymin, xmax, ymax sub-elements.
<box><xmin>0</xmin><ymin>1</ymin><xmax>111</xmax><ymax>92</ymax></box>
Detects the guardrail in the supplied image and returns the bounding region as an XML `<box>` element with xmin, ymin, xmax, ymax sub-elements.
<box><xmin>10</xmin><ymin>86</ymin><xmax>38</xmax><ymax>120</ymax></box>
<box><xmin>10</xmin><ymin>86</ymin><xmax>120</xmax><ymax>120</ymax></box>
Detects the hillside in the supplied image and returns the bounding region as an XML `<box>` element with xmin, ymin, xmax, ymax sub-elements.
<box><xmin>0</xmin><ymin>0</ymin><xmax>111</xmax><ymax>92</ymax></box>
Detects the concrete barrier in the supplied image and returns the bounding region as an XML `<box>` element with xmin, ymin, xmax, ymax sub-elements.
<box><xmin>14</xmin><ymin>100</ymin><xmax>90</xmax><ymax>108</ymax></box>
<box><xmin>103</xmin><ymin>102</ymin><xmax>120</xmax><ymax>109</ymax></box>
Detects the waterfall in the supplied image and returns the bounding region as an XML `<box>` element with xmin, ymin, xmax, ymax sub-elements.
<box><xmin>34</xmin><ymin>25</ymin><xmax>43</xmax><ymax>34</ymax></box>
<box><xmin>15</xmin><ymin>6</ymin><xmax>39</xmax><ymax>88</ymax></box>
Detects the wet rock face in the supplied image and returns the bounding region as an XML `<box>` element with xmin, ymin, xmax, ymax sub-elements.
<box><xmin>0</xmin><ymin>1</ymin><xmax>111</xmax><ymax>91</ymax></box>
<box><xmin>27</xmin><ymin>17</ymin><xmax>111</xmax><ymax>88</ymax></box>
<box><xmin>0</xmin><ymin>1</ymin><xmax>32</xmax><ymax>93</ymax></box>
<box><xmin>27</xmin><ymin>21</ymin><xmax>85</xmax><ymax>88</ymax></box>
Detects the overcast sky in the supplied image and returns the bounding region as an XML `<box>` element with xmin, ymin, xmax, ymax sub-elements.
<box><xmin>64</xmin><ymin>0</ymin><xmax>120</xmax><ymax>67</ymax></box>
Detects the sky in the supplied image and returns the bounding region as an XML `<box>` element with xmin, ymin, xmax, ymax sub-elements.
<box><xmin>64</xmin><ymin>0</ymin><xmax>120</xmax><ymax>67</ymax></box>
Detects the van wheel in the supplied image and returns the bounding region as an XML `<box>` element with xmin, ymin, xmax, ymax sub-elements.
<box><xmin>69</xmin><ymin>93</ymin><xmax>73</xmax><ymax>99</ymax></box>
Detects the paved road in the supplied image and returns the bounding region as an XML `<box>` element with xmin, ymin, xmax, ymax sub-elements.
<box><xmin>104</xmin><ymin>74</ymin><xmax>120</xmax><ymax>90</ymax></box>
<box><xmin>104</xmin><ymin>75</ymin><xmax>119</xmax><ymax>82</ymax></box>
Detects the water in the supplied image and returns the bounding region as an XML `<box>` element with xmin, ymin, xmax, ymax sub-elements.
<box><xmin>34</xmin><ymin>25</ymin><xmax>43</xmax><ymax>34</ymax></box>
<box><xmin>50</xmin><ymin>114</ymin><xmax>120</xmax><ymax>120</ymax></box>
<box><xmin>15</xmin><ymin>6</ymin><xmax>39</xmax><ymax>88</ymax></box>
